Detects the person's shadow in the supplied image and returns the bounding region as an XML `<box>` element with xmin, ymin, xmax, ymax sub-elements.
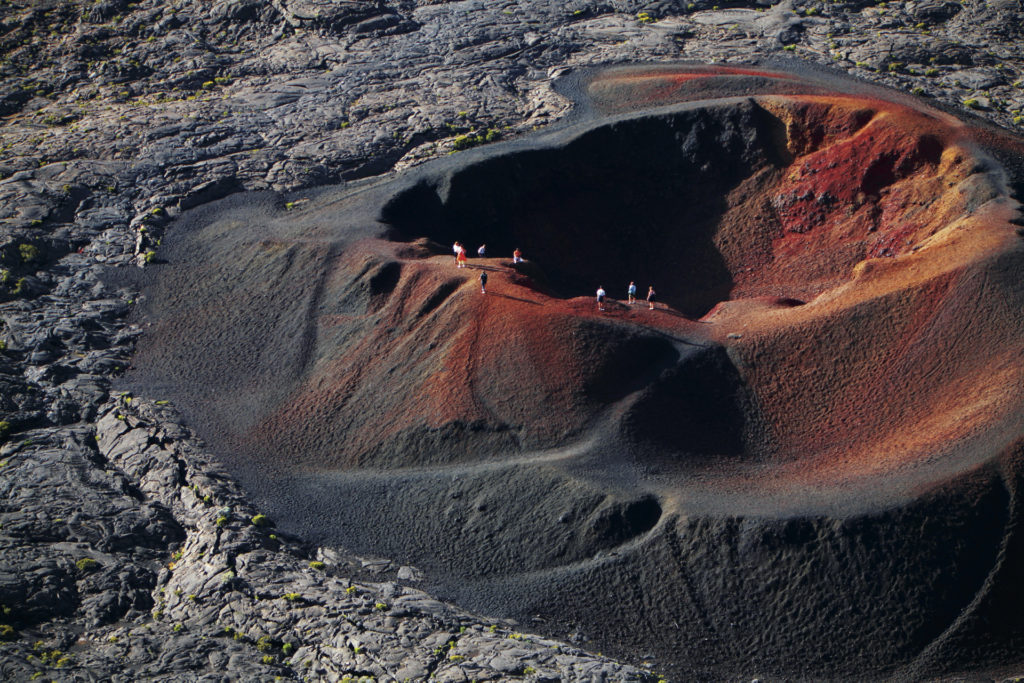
<box><xmin>490</xmin><ymin>292</ymin><xmax>543</xmax><ymax>306</ymax></box>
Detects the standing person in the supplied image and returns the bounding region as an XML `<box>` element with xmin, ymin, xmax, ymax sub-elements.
<box><xmin>480</xmin><ymin>271</ymin><xmax>488</xmax><ymax>294</ymax></box>
<box><xmin>456</xmin><ymin>246</ymin><xmax>467</xmax><ymax>268</ymax></box>
<box><xmin>477</xmin><ymin>244</ymin><xmax>486</xmax><ymax>258</ymax></box>
<box><xmin>513</xmin><ymin>247</ymin><xmax>523</xmax><ymax>264</ymax></box>
<box><xmin>453</xmin><ymin>241</ymin><xmax>463</xmax><ymax>265</ymax></box>
<box><xmin>627</xmin><ymin>281</ymin><xmax>637</xmax><ymax>305</ymax></box>
<box><xmin>596</xmin><ymin>286</ymin><xmax>606</xmax><ymax>311</ymax></box>
<box><xmin>647</xmin><ymin>285</ymin><xmax>656</xmax><ymax>310</ymax></box>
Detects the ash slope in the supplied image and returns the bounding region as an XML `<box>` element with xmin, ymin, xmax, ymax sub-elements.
<box><xmin>122</xmin><ymin>64</ymin><xmax>1024</xmax><ymax>680</ymax></box>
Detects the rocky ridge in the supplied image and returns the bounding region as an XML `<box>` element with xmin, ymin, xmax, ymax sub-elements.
<box><xmin>2</xmin><ymin>0</ymin><xmax>1024</xmax><ymax>680</ymax></box>
<box><xmin>3</xmin><ymin>396</ymin><xmax>653</xmax><ymax>680</ymax></box>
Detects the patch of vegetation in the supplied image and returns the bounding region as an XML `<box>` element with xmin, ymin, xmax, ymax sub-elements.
<box><xmin>450</xmin><ymin>128</ymin><xmax>500</xmax><ymax>152</ymax></box>
<box><xmin>216</xmin><ymin>516</ymin><xmax>228</xmax><ymax>527</ymax></box>
<box><xmin>251</xmin><ymin>513</ymin><xmax>271</xmax><ymax>527</ymax></box>
<box><xmin>75</xmin><ymin>557</ymin><xmax>99</xmax><ymax>572</ymax></box>
<box><xmin>374</xmin><ymin>601</ymin><xmax>388</xmax><ymax>611</ymax></box>
<box><xmin>256</xmin><ymin>635</ymin><xmax>274</xmax><ymax>652</ymax></box>
<box><xmin>282</xmin><ymin>593</ymin><xmax>301</xmax><ymax>602</ymax></box>
<box><xmin>309</xmin><ymin>560</ymin><xmax>325</xmax><ymax>571</ymax></box>
<box><xmin>261</xmin><ymin>654</ymin><xmax>275</xmax><ymax>665</ymax></box>
<box><xmin>636</xmin><ymin>11</ymin><xmax>655</xmax><ymax>23</ymax></box>
<box><xmin>963</xmin><ymin>98</ymin><xmax>980</xmax><ymax>109</ymax></box>
<box><xmin>38</xmin><ymin>649</ymin><xmax>68</xmax><ymax>666</ymax></box>
<box><xmin>19</xmin><ymin>243</ymin><xmax>40</xmax><ymax>263</ymax></box>
<box><xmin>0</xmin><ymin>624</ymin><xmax>15</xmax><ymax>640</ymax></box>
<box><xmin>0</xmin><ymin>421</ymin><xmax>10</xmax><ymax>440</ymax></box>
<box><xmin>282</xmin><ymin>642</ymin><xmax>294</xmax><ymax>655</ymax></box>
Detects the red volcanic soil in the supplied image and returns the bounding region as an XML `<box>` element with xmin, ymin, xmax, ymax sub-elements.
<box><xmin>252</xmin><ymin>245</ymin><xmax>699</xmax><ymax>468</ymax></box>
<box><xmin>122</xmin><ymin>63</ymin><xmax>1024</xmax><ymax>680</ymax></box>
<box><xmin>225</xmin><ymin>90</ymin><xmax>1024</xmax><ymax>496</ymax></box>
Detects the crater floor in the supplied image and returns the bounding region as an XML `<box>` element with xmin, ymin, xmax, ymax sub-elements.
<box><xmin>124</xmin><ymin>64</ymin><xmax>1024</xmax><ymax>680</ymax></box>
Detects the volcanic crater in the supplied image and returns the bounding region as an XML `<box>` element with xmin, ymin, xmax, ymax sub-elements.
<box><xmin>124</xmin><ymin>64</ymin><xmax>1024</xmax><ymax>679</ymax></box>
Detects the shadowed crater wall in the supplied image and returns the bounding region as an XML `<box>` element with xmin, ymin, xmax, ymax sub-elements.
<box><xmin>121</xmin><ymin>63</ymin><xmax>1024</xmax><ymax>680</ymax></box>
<box><xmin>381</xmin><ymin>95</ymin><xmax>955</xmax><ymax>319</ymax></box>
<box><xmin>381</xmin><ymin>101</ymin><xmax>781</xmax><ymax>317</ymax></box>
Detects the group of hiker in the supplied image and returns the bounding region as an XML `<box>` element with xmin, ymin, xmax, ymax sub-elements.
<box><xmin>596</xmin><ymin>282</ymin><xmax>656</xmax><ymax>311</ymax></box>
<box><xmin>452</xmin><ymin>241</ymin><xmax>500</xmax><ymax>293</ymax></box>
<box><xmin>451</xmin><ymin>241</ymin><xmax>656</xmax><ymax>309</ymax></box>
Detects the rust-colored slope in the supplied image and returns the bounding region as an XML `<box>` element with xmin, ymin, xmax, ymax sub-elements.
<box><xmin>236</xmin><ymin>87</ymin><xmax>1023</xmax><ymax>493</ymax></box>
<box><xmin>252</xmin><ymin>245</ymin><xmax>691</xmax><ymax>468</ymax></box>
